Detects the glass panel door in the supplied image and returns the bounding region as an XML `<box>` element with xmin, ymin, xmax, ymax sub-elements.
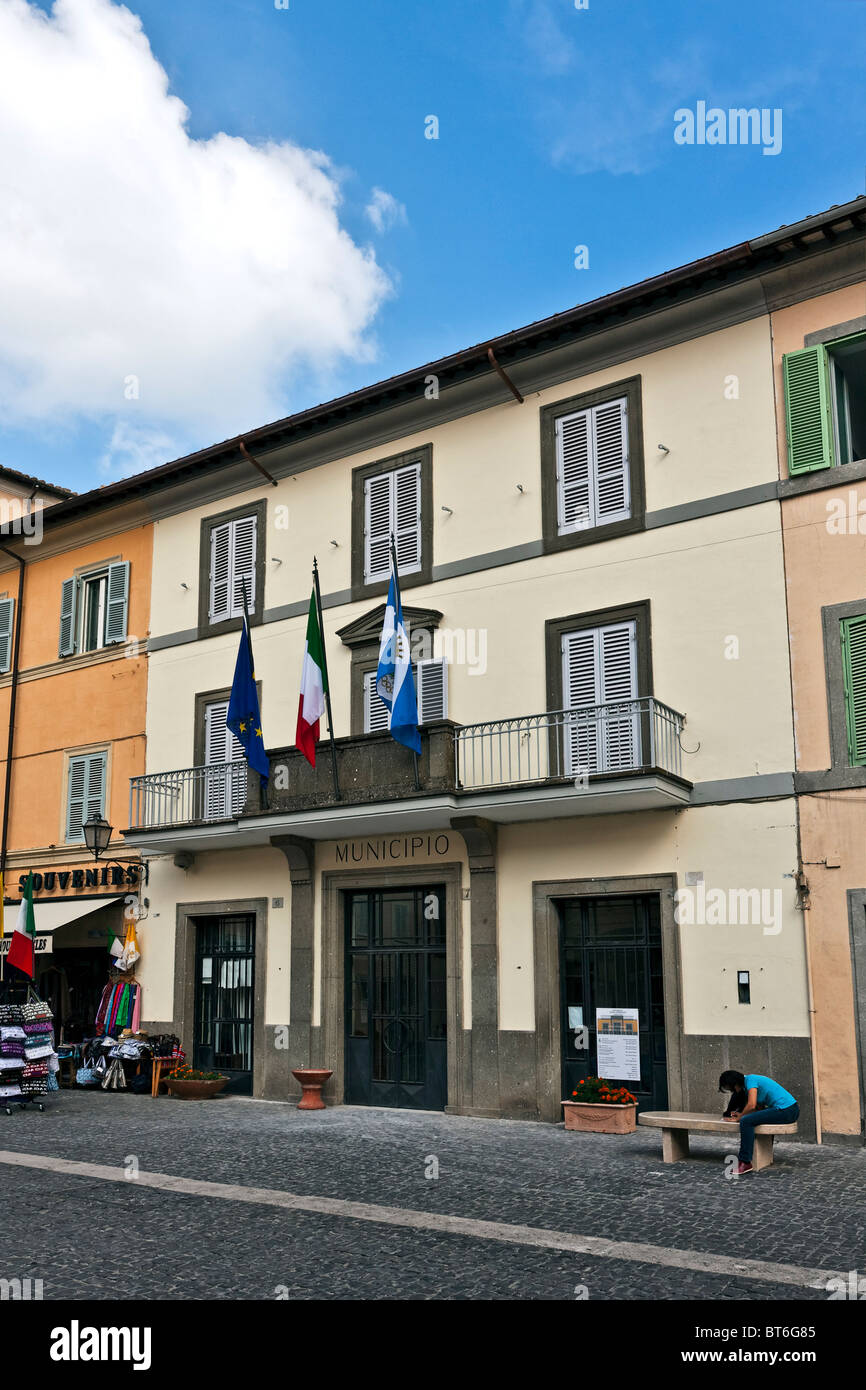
<box><xmin>194</xmin><ymin>914</ymin><xmax>255</xmax><ymax>1093</ymax></box>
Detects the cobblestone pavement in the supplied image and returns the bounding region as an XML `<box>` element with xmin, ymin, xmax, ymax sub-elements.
<box><xmin>1</xmin><ymin>1091</ymin><xmax>863</xmax><ymax>1300</ymax></box>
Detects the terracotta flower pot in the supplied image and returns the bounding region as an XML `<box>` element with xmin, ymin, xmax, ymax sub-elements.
<box><xmin>165</xmin><ymin>1077</ymin><xmax>228</xmax><ymax>1100</ymax></box>
<box><xmin>291</xmin><ymin>1067</ymin><xmax>333</xmax><ymax>1110</ymax></box>
<box><xmin>562</xmin><ymin>1101</ymin><xmax>637</xmax><ymax>1134</ymax></box>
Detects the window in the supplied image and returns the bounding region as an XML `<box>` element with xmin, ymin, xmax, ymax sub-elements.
<box><xmin>561</xmin><ymin>621</ymin><xmax>639</xmax><ymax>774</ymax></box>
<box><xmin>203</xmin><ymin>698</ymin><xmax>247</xmax><ymax>820</ymax></box>
<box><xmin>198</xmin><ymin>500</ymin><xmax>266</xmax><ymax>638</ymax></box>
<box><xmin>783</xmin><ymin>332</ymin><xmax>866</xmax><ymax>474</ymax></box>
<box><xmin>362</xmin><ymin>659</ymin><xmax>448</xmax><ymax>734</ymax></box>
<box><xmin>0</xmin><ymin>596</ymin><xmax>14</xmax><ymax>674</ymax></box>
<box><xmin>351</xmin><ymin>447</ymin><xmax>432</xmax><ymax>599</ymax></box>
<box><xmin>58</xmin><ymin>562</ymin><xmax>129</xmax><ymax>657</ymax></box>
<box><xmin>541</xmin><ymin>378</ymin><xmax>644</xmax><ymax>552</ymax></box>
<box><xmin>66</xmin><ymin>751</ymin><xmax>107</xmax><ymax>842</ymax></box>
<box><xmin>841</xmin><ymin>615</ymin><xmax>866</xmax><ymax>766</ymax></box>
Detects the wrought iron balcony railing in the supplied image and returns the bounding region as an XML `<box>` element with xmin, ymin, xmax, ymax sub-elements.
<box><xmin>454</xmin><ymin>698</ymin><xmax>685</xmax><ymax>791</ymax></box>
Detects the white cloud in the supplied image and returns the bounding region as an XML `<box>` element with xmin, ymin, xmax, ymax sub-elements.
<box><xmin>0</xmin><ymin>0</ymin><xmax>394</xmax><ymax>458</ymax></box>
<box><xmin>365</xmin><ymin>187</ymin><xmax>408</xmax><ymax>234</ymax></box>
<box><xmin>98</xmin><ymin>420</ymin><xmax>178</xmax><ymax>479</ymax></box>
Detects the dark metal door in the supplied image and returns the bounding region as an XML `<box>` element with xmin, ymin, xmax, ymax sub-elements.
<box><xmin>345</xmin><ymin>888</ymin><xmax>447</xmax><ymax>1110</ymax></box>
<box><xmin>558</xmin><ymin>895</ymin><xmax>667</xmax><ymax>1114</ymax></box>
<box><xmin>194</xmin><ymin>914</ymin><xmax>255</xmax><ymax>1093</ymax></box>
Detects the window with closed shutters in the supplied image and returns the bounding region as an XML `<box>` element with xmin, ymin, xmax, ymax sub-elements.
<box><xmin>66</xmin><ymin>752</ymin><xmax>107</xmax><ymax>842</ymax></box>
<box><xmin>841</xmin><ymin>615</ymin><xmax>866</xmax><ymax>766</ymax></box>
<box><xmin>561</xmin><ymin>620</ymin><xmax>639</xmax><ymax>774</ymax></box>
<box><xmin>556</xmin><ymin>396</ymin><xmax>630</xmax><ymax>534</ymax></box>
<box><xmin>209</xmin><ymin>516</ymin><xmax>257</xmax><ymax>623</ymax></box>
<box><xmin>364</xmin><ymin>463</ymin><xmax>421</xmax><ymax>584</ymax></box>
<box><xmin>204</xmin><ymin>700</ymin><xmax>246</xmax><ymax>819</ymax></box>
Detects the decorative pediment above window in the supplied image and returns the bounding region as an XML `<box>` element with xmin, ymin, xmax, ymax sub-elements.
<box><xmin>336</xmin><ymin>604</ymin><xmax>443</xmax><ymax>650</ymax></box>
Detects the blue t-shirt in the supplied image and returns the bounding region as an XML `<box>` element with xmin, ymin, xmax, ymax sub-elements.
<box><xmin>744</xmin><ymin>1074</ymin><xmax>796</xmax><ymax>1108</ymax></box>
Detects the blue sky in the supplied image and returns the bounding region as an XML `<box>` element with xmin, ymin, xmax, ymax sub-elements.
<box><xmin>1</xmin><ymin>0</ymin><xmax>864</xmax><ymax>493</ymax></box>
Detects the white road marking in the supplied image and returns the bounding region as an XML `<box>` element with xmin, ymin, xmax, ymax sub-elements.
<box><xmin>0</xmin><ymin>1148</ymin><xmax>841</xmax><ymax>1290</ymax></box>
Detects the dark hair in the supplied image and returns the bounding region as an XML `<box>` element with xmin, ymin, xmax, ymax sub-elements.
<box><xmin>719</xmin><ymin>1070</ymin><xmax>746</xmax><ymax>1093</ymax></box>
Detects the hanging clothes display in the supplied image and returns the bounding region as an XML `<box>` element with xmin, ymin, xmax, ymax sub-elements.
<box><xmin>95</xmin><ymin>979</ymin><xmax>141</xmax><ymax>1036</ymax></box>
<box><xmin>0</xmin><ymin>998</ymin><xmax>58</xmax><ymax>1111</ymax></box>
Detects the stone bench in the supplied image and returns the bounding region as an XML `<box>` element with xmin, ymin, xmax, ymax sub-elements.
<box><xmin>638</xmin><ymin>1111</ymin><xmax>799</xmax><ymax>1169</ymax></box>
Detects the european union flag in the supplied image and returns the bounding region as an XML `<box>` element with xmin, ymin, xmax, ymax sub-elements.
<box><xmin>227</xmin><ymin>617</ymin><xmax>269</xmax><ymax>786</ymax></box>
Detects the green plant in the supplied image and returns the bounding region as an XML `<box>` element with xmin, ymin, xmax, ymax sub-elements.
<box><xmin>568</xmin><ymin>1076</ymin><xmax>637</xmax><ymax>1105</ymax></box>
<box><xmin>165</xmin><ymin>1066</ymin><xmax>226</xmax><ymax>1082</ymax></box>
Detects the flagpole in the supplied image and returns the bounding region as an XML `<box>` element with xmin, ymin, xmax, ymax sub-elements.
<box><xmin>389</xmin><ymin>535</ymin><xmax>421</xmax><ymax>792</ymax></box>
<box><xmin>313</xmin><ymin>558</ymin><xmax>341</xmax><ymax>801</ymax></box>
<box><xmin>239</xmin><ymin>581</ymin><xmax>268</xmax><ymax>811</ymax></box>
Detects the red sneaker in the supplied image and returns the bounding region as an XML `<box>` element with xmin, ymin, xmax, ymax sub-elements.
<box><xmin>736</xmin><ymin>1161</ymin><xmax>754</xmax><ymax>1175</ymax></box>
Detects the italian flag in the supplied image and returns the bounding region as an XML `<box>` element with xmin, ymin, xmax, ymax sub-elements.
<box><xmin>295</xmin><ymin>590</ymin><xmax>327</xmax><ymax>767</ymax></box>
<box><xmin>8</xmin><ymin>871</ymin><xmax>35</xmax><ymax>977</ymax></box>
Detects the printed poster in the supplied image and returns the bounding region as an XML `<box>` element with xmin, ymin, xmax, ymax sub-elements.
<box><xmin>595</xmin><ymin>1007</ymin><xmax>641</xmax><ymax>1081</ymax></box>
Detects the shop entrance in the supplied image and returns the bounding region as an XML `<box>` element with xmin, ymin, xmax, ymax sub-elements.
<box><xmin>558</xmin><ymin>893</ymin><xmax>668</xmax><ymax>1114</ymax></box>
<box><xmin>193</xmin><ymin>914</ymin><xmax>255</xmax><ymax>1093</ymax></box>
<box><xmin>344</xmin><ymin>887</ymin><xmax>447</xmax><ymax>1111</ymax></box>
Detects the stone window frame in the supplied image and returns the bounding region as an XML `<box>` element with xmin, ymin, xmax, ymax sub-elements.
<box><xmin>540</xmin><ymin>375</ymin><xmax>646</xmax><ymax>555</ymax></box>
<box><xmin>337</xmin><ymin>603</ymin><xmax>443</xmax><ymax>735</ymax></box>
<box><xmin>197</xmin><ymin>498</ymin><xmax>267</xmax><ymax>640</ymax></box>
<box><xmin>544</xmin><ymin>600</ymin><xmax>653</xmax><ymax>713</ymax></box>
<box><xmin>193</xmin><ymin>684</ymin><xmax>263</xmax><ymax>768</ymax></box>
<box><xmin>350</xmin><ymin>445</ymin><xmax>433</xmax><ymax>602</ymax></box>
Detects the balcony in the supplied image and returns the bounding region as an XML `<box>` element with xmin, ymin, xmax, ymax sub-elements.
<box><xmin>124</xmin><ymin>698</ymin><xmax>691</xmax><ymax>850</ymax></box>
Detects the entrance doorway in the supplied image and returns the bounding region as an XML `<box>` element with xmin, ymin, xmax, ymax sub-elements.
<box><xmin>345</xmin><ymin>887</ymin><xmax>447</xmax><ymax>1110</ymax></box>
<box><xmin>193</xmin><ymin>914</ymin><xmax>255</xmax><ymax>1093</ymax></box>
<box><xmin>558</xmin><ymin>893</ymin><xmax>668</xmax><ymax>1114</ymax></box>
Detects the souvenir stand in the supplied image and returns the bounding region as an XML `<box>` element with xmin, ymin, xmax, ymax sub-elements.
<box><xmin>0</xmin><ymin>979</ymin><xmax>59</xmax><ymax>1114</ymax></box>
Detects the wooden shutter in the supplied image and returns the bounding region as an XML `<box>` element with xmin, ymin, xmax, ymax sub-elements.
<box><xmin>555</xmin><ymin>397</ymin><xmax>630</xmax><ymax>533</ymax></box>
<box><xmin>0</xmin><ymin>597</ymin><xmax>14</xmax><ymax>674</ymax></box>
<box><xmin>204</xmin><ymin>701</ymin><xmax>245</xmax><ymax>819</ymax></box>
<box><xmin>593</xmin><ymin>398</ymin><xmax>630</xmax><ymax>522</ymax></box>
<box><xmin>783</xmin><ymin>346</ymin><xmax>833</xmax><ymax>474</ymax></box>
<box><xmin>363</xmin><ymin>670</ymin><xmax>390</xmax><ymax>732</ymax></box>
<box><xmin>394</xmin><ymin>463</ymin><xmax>422</xmax><ymax>574</ymax></box>
<box><xmin>841</xmin><ymin>615</ymin><xmax>866</xmax><ymax>765</ymax></box>
<box><xmin>418</xmin><ymin>659</ymin><xmax>447</xmax><ymax>722</ymax></box>
<box><xmin>365</xmin><ymin>473</ymin><xmax>393</xmax><ymax>584</ymax></box>
<box><xmin>231</xmin><ymin>515</ymin><xmax>257</xmax><ymax>616</ymax></box>
<box><xmin>66</xmin><ymin>752</ymin><xmax>106</xmax><ymax>841</ymax></box>
<box><xmin>209</xmin><ymin>523</ymin><xmax>232</xmax><ymax>622</ymax></box>
<box><xmin>104</xmin><ymin>562</ymin><xmax>129</xmax><ymax>644</ymax></box>
<box><xmin>59</xmin><ymin>576</ymin><xmax>78</xmax><ymax>657</ymax></box>
<box><xmin>598</xmin><ymin>621</ymin><xmax>639</xmax><ymax>770</ymax></box>
<box><xmin>556</xmin><ymin>410</ymin><xmax>592</xmax><ymax>534</ymax></box>
<box><xmin>561</xmin><ymin>621</ymin><xmax>638</xmax><ymax>774</ymax></box>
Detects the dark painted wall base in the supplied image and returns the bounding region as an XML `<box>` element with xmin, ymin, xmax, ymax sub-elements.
<box><xmin>679</xmin><ymin>1034</ymin><xmax>816</xmax><ymax>1142</ymax></box>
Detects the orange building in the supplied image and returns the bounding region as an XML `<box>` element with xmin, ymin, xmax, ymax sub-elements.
<box><xmin>0</xmin><ymin>468</ymin><xmax>153</xmax><ymax>1041</ymax></box>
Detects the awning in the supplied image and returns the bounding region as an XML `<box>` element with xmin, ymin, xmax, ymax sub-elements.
<box><xmin>0</xmin><ymin>896</ymin><xmax>126</xmax><ymax>956</ymax></box>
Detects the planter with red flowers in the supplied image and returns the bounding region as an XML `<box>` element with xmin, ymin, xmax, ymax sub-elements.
<box><xmin>164</xmin><ymin>1066</ymin><xmax>229</xmax><ymax>1100</ymax></box>
<box><xmin>562</xmin><ymin>1076</ymin><xmax>638</xmax><ymax>1133</ymax></box>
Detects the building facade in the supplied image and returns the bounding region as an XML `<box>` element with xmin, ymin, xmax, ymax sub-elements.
<box><xmin>773</xmin><ymin>266</ymin><xmax>866</xmax><ymax>1142</ymax></box>
<box><xmin>0</xmin><ymin>478</ymin><xmax>152</xmax><ymax>1039</ymax></box>
<box><xmin>117</xmin><ymin>198</ymin><xmax>865</xmax><ymax>1137</ymax></box>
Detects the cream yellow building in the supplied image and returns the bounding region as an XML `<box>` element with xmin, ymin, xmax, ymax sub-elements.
<box><xmin>120</xmin><ymin>196</ymin><xmax>866</xmax><ymax>1137</ymax></box>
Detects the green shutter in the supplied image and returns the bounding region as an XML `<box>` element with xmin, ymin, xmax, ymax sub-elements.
<box><xmin>0</xmin><ymin>597</ymin><xmax>14</xmax><ymax>674</ymax></box>
<box><xmin>66</xmin><ymin>751</ymin><xmax>107</xmax><ymax>840</ymax></box>
<box><xmin>105</xmin><ymin>561</ymin><xmax>129</xmax><ymax>643</ymax></box>
<box><xmin>841</xmin><ymin>616</ymin><xmax>866</xmax><ymax>766</ymax></box>
<box><xmin>59</xmin><ymin>577</ymin><xmax>78</xmax><ymax>657</ymax></box>
<box><xmin>783</xmin><ymin>346</ymin><xmax>833</xmax><ymax>474</ymax></box>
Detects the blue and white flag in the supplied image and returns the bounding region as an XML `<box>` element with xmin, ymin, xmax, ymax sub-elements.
<box><xmin>376</xmin><ymin>552</ymin><xmax>421</xmax><ymax>754</ymax></box>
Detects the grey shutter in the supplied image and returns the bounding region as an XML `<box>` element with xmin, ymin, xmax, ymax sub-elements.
<box><xmin>394</xmin><ymin>463</ymin><xmax>422</xmax><ymax>574</ymax></box>
<box><xmin>598</xmin><ymin>622</ymin><xmax>639</xmax><ymax>770</ymax></box>
<box><xmin>364</xmin><ymin>473</ymin><xmax>393</xmax><ymax>584</ymax></box>
<box><xmin>364</xmin><ymin>670</ymin><xmax>390</xmax><ymax>732</ymax></box>
<box><xmin>556</xmin><ymin>410</ymin><xmax>592</xmax><ymax>534</ymax></box>
<box><xmin>104</xmin><ymin>562</ymin><xmax>129</xmax><ymax>644</ymax></box>
<box><xmin>59</xmin><ymin>577</ymin><xmax>78</xmax><ymax>657</ymax></box>
<box><xmin>417</xmin><ymin>658</ymin><xmax>447</xmax><ymax>722</ymax></box>
<box><xmin>562</xmin><ymin>630</ymin><xmax>600</xmax><ymax>774</ymax></box>
<box><xmin>231</xmin><ymin>515</ymin><xmax>257</xmax><ymax>616</ymax></box>
<box><xmin>593</xmin><ymin>398</ymin><xmax>630</xmax><ymax>522</ymax></box>
<box><xmin>209</xmin><ymin>524</ymin><xmax>232</xmax><ymax>622</ymax></box>
<box><xmin>0</xmin><ymin>597</ymin><xmax>14</xmax><ymax>674</ymax></box>
<box><xmin>66</xmin><ymin>752</ymin><xmax>105</xmax><ymax>841</ymax></box>
<box><xmin>204</xmin><ymin>700</ymin><xmax>245</xmax><ymax>819</ymax></box>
